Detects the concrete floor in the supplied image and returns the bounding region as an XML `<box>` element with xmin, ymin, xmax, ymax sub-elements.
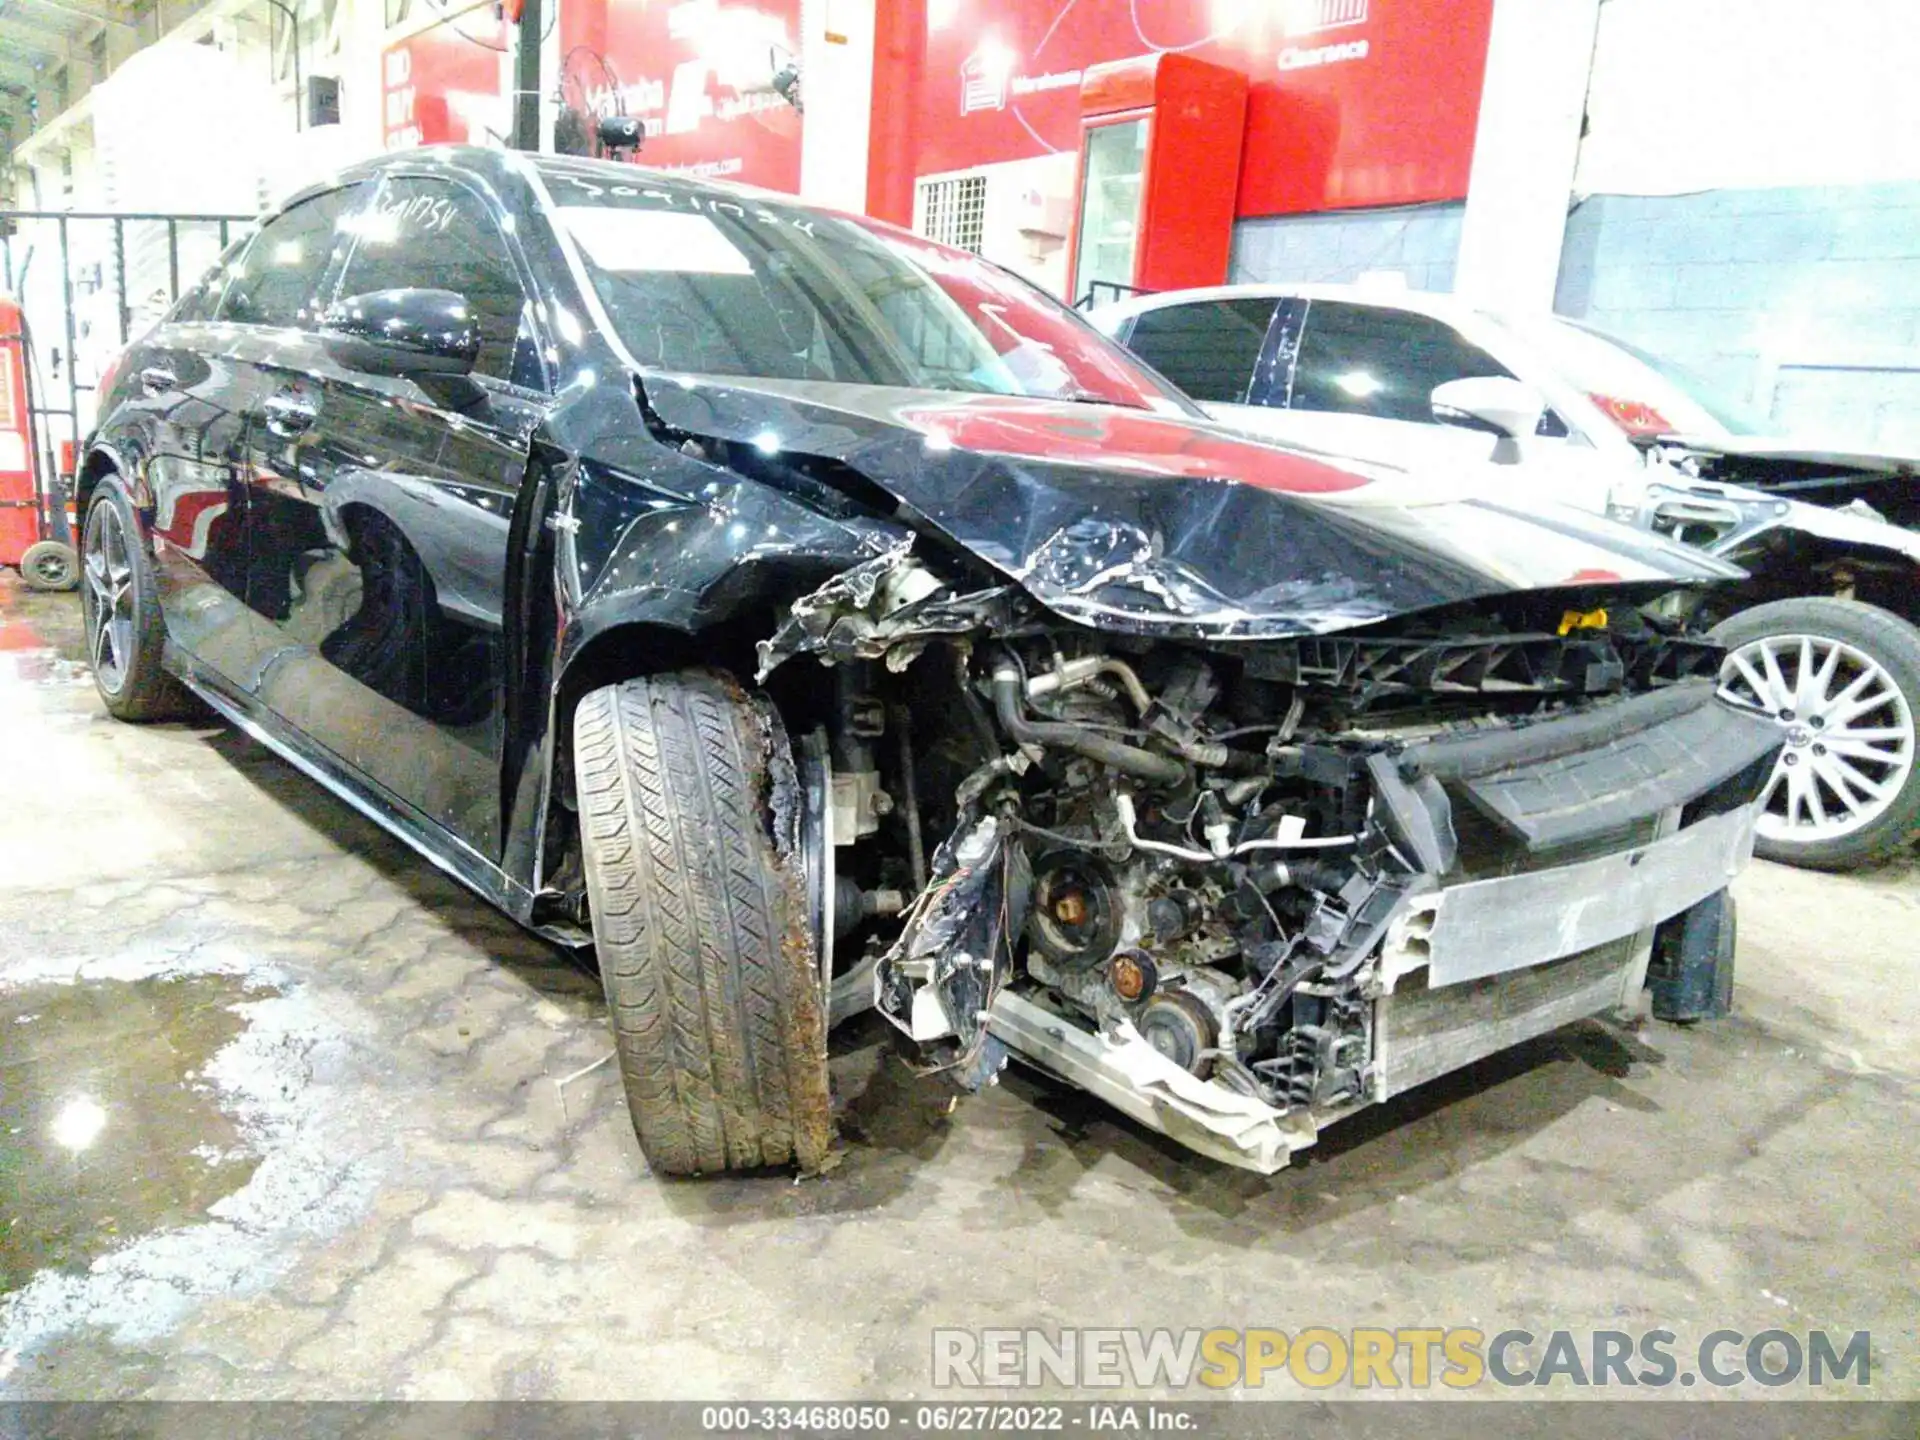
<box><xmin>1</xmin><ymin>574</ymin><xmax>1916</xmax><ymax>1403</ymax></box>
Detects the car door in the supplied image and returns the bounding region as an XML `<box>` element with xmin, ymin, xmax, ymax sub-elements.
<box><xmin>109</xmin><ymin>255</ymin><xmax>249</xmax><ymax>644</ymax></box>
<box><xmin>241</xmin><ymin>171</ymin><xmax>549</xmax><ymax>861</ymax></box>
<box><xmin>139</xmin><ymin>185</ymin><xmax>368</xmax><ymax>692</ymax></box>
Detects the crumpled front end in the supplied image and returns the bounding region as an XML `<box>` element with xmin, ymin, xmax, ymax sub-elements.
<box><xmin>755</xmin><ymin>540</ymin><xmax>1780</xmax><ymax>1173</ymax></box>
<box><xmin>978</xmin><ymin>679</ymin><xmax>1775</xmax><ymax>1173</ymax></box>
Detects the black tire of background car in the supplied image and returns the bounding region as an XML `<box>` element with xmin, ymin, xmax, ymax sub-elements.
<box><xmin>572</xmin><ymin>670</ymin><xmax>832</xmax><ymax>1176</ymax></box>
<box><xmin>1714</xmin><ymin>597</ymin><xmax>1920</xmax><ymax>871</ymax></box>
<box><xmin>19</xmin><ymin>539</ymin><xmax>79</xmax><ymax>592</ymax></box>
<box><xmin>82</xmin><ymin>480</ymin><xmax>191</xmax><ymax>722</ymax></box>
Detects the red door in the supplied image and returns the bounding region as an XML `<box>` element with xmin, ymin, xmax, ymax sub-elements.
<box><xmin>0</xmin><ymin>298</ymin><xmax>39</xmax><ymax>567</ymax></box>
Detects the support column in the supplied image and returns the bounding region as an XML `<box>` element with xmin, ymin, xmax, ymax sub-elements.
<box><xmin>511</xmin><ymin>0</ymin><xmax>542</xmax><ymax>151</ymax></box>
<box><xmin>797</xmin><ymin>0</ymin><xmax>875</xmax><ymax>210</ymax></box>
<box><xmin>1453</xmin><ymin>0</ymin><xmax>1603</xmax><ymax>310</ymax></box>
<box><xmin>865</xmin><ymin>0</ymin><xmax>923</xmax><ymax>224</ymax></box>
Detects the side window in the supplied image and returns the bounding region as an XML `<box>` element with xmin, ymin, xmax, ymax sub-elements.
<box><xmin>1290</xmin><ymin>301</ymin><xmax>1513</xmax><ymax>424</ymax></box>
<box><xmin>167</xmin><ymin>275</ymin><xmax>217</xmax><ymax>324</ymax></box>
<box><xmin>334</xmin><ymin>177</ymin><xmax>537</xmax><ymax>386</ymax></box>
<box><xmin>1121</xmin><ymin>298</ymin><xmax>1277</xmax><ymax>404</ymax></box>
<box><xmin>215</xmin><ymin>187</ymin><xmax>363</xmax><ymax>329</ymax></box>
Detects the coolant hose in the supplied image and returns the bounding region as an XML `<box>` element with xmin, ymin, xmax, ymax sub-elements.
<box><xmin>991</xmin><ymin>668</ymin><xmax>1187</xmax><ymax>786</ymax></box>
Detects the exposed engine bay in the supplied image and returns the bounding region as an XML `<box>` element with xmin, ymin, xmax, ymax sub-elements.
<box><xmin>758</xmin><ymin>543</ymin><xmax>1785</xmax><ymax>1172</ymax></box>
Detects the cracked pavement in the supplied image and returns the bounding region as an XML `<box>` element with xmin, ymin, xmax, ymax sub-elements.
<box><xmin>1</xmin><ymin>580</ymin><xmax>1916</xmax><ymax>1401</ymax></box>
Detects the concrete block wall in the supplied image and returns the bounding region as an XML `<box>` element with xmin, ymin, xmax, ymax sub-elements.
<box><xmin>1553</xmin><ymin>182</ymin><xmax>1920</xmax><ymax>448</ymax></box>
<box><xmin>1230</xmin><ymin>201</ymin><xmax>1464</xmax><ymax>293</ymax></box>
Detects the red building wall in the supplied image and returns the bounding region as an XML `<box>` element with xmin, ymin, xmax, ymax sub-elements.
<box><xmin>916</xmin><ymin>0</ymin><xmax>1497</xmax><ymax>216</ymax></box>
<box><xmin>556</xmin><ymin>0</ymin><xmax>803</xmax><ymax>191</ymax></box>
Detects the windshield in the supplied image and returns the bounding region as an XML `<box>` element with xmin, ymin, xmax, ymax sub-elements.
<box><xmin>538</xmin><ymin>165</ymin><xmax>1184</xmax><ymax>412</ymax></box>
<box><xmin>1507</xmin><ymin>316</ymin><xmax>1768</xmax><ymax>440</ymax></box>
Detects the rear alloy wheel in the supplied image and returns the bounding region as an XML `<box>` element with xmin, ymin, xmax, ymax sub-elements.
<box><xmin>20</xmin><ymin>539</ymin><xmax>79</xmax><ymax>591</ymax></box>
<box><xmin>81</xmin><ymin>480</ymin><xmax>185</xmax><ymax>721</ymax></box>
<box><xmin>1714</xmin><ymin>598</ymin><xmax>1920</xmax><ymax>871</ymax></box>
<box><xmin>573</xmin><ymin>670</ymin><xmax>832</xmax><ymax>1176</ymax></box>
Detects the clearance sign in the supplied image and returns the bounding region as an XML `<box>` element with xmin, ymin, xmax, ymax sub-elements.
<box><xmin>558</xmin><ymin>0</ymin><xmax>803</xmax><ymax>191</ymax></box>
<box><xmin>922</xmin><ymin>0</ymin><xmax>1497</xmax><ymax>216</ymax></box>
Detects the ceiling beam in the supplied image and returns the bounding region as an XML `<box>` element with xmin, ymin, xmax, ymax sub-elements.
<box><xmin>10</xmin><ymin>0</ymin><xmax>137</xmax><ymax>28</ymax></box>
<box><xmin>0</xmin><ymin>18</ymin><xmax>66</xmax><ymax>54</ymax></box>
<box><xmin>0</xmin><ymin>52</ymin><xmax>50</xmax><ymax>83</ymax></box>
<box><xmin>0</xmin><ymin>5</ymin><xmax>83</xmax><ymax>34</ymax></box>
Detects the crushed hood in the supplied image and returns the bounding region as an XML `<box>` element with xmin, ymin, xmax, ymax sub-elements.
<box><xmin>1663</xmin><ymin>434</ymin><xmax>1920</xmax><ymax>474</ymax></box>
<box><xmin>642</xmin><ymin>375</ymin><xmax>1741</xmax><ymax>639</ymax></box>
<box><xmin>1658</xmin><ymin>434</ymin><xmax>1919</xmax><ymax>520</ymax></box>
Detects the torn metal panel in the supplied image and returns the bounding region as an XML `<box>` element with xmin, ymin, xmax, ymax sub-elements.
<box><xmin>753</xmin><ymin>537</ymin><xmax>1028</xmax><ymax>681</ymax></box>
<box><xmin>988</xmin><ymin>992</ymin><xmax>1312</xmax><ymax>1174</ymax></box>
<box><xmin>874</xmin><ymin>814</ymin><xmax>1022</xmax><ymax>1055</ymax></box>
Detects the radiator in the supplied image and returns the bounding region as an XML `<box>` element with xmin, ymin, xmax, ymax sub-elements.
<box><xmin>1371</xmin><ymin>935</ymin><xmax>1642</xmax><ymax>1101</ymax></box>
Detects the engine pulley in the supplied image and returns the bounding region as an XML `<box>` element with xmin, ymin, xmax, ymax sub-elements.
<box><xmin>1137</xmin><ymin>990</ymin><xmax>1218</xmax><ymax>1075</ymax></box>
<box><xmin>1028</xmin><ymin>850</ymin><xmax>1123</xmax><ymax>970</ymax></box>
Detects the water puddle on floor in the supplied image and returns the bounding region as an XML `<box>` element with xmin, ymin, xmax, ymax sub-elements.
<box><xmin>0</xmin><ymin>974</ymin><xmax>277</xmax><ymax>1296</ymax></box>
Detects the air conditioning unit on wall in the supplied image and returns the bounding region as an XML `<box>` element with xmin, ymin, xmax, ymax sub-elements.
<box><xmin>912</xmin><ymin>153</ymin><xmax>1078</xmax><ymax>298</ymax></box>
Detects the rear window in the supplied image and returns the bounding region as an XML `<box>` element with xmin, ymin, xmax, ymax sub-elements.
<box><xmin>1122</xmin><ymin>298</ymin><xmax>1277</xmax><ymax>404</ymax></box>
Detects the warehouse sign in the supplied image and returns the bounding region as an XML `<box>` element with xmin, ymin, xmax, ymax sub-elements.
<box><xmin>558</xmin><ymin>0</ymin><xmax>802</xmax><ymax>192</ymax></box>
<box><xmin>921</xmin><ymin>0</ymin><xmax>1495</xmax><ymax>217</ymax></box>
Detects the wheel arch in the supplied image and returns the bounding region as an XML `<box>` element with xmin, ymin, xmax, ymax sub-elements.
<box><xmin>532</xmin><ymin>591</ymin><xmax>829</xmax><ymax>904</ymax></box>
<box><xmin>75</xmin><ymin>442</ymin><xmax>149</xmax><ymax>520</ymax></box>
<box><xmin>1710</xmin><ymin>532</ymin><xmax>1920</xmax><ymax>628</ymax></box>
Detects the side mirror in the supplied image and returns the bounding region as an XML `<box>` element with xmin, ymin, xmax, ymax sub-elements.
<box><xmin>1431</xmin><ymin>376</ymin><xmax>1547</xmax><ymax>464</ymax></box>
<box><xmin>321</xmin><ymin>288</ymin><xmax>480</xmax><ymax>379</ymax></box>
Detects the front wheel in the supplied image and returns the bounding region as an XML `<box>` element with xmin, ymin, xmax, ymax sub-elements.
<box><xmin>1714</xmin><ymin>598</ymin><xmax>1920</xmax><ymax>870</ymax></box>
<box><xmin>573</xmin><ymin>670</ymin><xmax>832</xmax><ymax>1176</ymax></box>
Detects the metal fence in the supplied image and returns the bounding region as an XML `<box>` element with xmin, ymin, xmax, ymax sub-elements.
<box><xmin>1074</xmin><ymin>278</ymin><xmax>1155</xmax><ymax>312</ymax></box>
<box><xmin>0</xmin><ymin>209</ymin><xmax>254</xmax><ymax>525</ymax></box>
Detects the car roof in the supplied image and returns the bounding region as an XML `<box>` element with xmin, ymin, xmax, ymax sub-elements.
<box><xmin>271</xmin><ymin>145</ymin><xmax>820</xmax><ymax>223</ymax></box>
<box><xmin>1087</xmin><ymin>281</ymin><xmax>1495</xmax><ymax>328</ymax></box>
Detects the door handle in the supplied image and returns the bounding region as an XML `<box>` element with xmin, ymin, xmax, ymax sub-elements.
<box><xmin>264</xmin><ymin>394</ymin><xmax>317</xmax><ymax>436</ymax></box>
<box><xmin>139</xmin><ymin>366</ymin><xmax>177</xmax><ymax>396</ymax></box>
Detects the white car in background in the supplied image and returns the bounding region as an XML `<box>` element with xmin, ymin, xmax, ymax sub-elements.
<box><xmin>1090</xmin><ymin>283</ymin><xmax>1920</xmax><ymax>871</ymax></box>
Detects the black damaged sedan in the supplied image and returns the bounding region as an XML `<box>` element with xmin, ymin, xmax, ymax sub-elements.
<box><xmin>81</xmin><ymin>146</ymin><xmax>1781</xmax><ymax>1176</ymax></box>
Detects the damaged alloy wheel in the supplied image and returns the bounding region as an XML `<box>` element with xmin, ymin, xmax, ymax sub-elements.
<box><xmin>573</xmin><ymin>670</ymin><xmax>832</xmax><ymax>1175</ymax></box>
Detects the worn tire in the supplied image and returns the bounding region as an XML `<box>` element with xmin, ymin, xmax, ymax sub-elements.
<box><xmin>20</xmin><ymin>539</ymin><xmax>79</xmax><ymax>591</ymax></box>
<box><xmin>81</xmin><ymin>479</ymin><xmax>187</xmax><ymax>721</ymax></box>
<box><xmin>573</xmin><ymin>670</ymin><xmax>831</xmax><ymax>1176</ymax></box>
<box><xmin>1714</xmin><ymin>598</ymin><xmax>1920</xmax><ymax>870</ymax></box>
